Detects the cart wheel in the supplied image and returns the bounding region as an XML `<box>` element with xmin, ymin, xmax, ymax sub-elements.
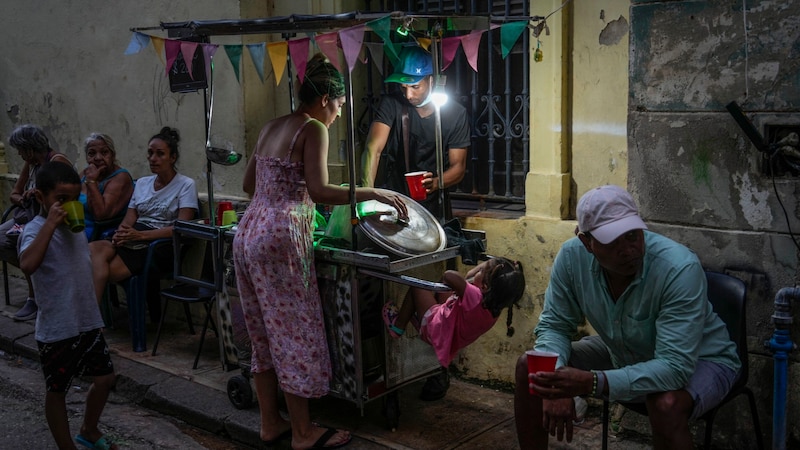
<box><xmin>382</xmin><ymin>391</ymin><xmax>401</xmax><ymax>431</ymax></box>
<box><xmin>227</xmin><ymin>375</ymin><xmax>254</xmax><ymax>409</ymax></box>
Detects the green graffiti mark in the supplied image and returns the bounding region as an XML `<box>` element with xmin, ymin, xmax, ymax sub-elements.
<box><xmin>691</xmin><ymin>141</ymin><xmax>712</xmax><ymax>188</ymax></box>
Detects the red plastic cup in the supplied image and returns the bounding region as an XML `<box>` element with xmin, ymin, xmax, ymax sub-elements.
<box><xmin>404</xmin><ymin>171</ymin><xmax>427</xmax><ymax>201</ymax></box>
<box><xmin>526</xmin><ymin>350</ymin><xmax>558</xmax><ymax>395</ymax></box>
<box><xmin>216</xmin><ymin>201</ymin><xmax>233</xmax><ymax>225</ymax></box>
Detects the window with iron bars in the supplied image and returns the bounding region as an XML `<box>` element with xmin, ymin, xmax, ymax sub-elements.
<box><xmin>358</xmin><ymin>0</ymin><xmax>530</xmax><ymax>215</ymax></box>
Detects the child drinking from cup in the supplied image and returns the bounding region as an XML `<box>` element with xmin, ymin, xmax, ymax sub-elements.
<box><xmin>18</xmin><ymin>161</ymin><xmax>117</xmax><ymax>450</ymax></box>
<box><xmin>382</xmin><ymin>257</ymin><xmax>525</xmax><ymax>368</ymax></box>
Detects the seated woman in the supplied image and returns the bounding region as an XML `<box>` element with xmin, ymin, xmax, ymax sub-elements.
<box><xmin>1</xmin><ymin>124</ymin><xmax>73</xmax><ymax>321</ymax></box>
<box><xmin>89</xmin><ymin>127</ymin><xmax>197</xmax><ymax>318</ymax></box>
<box><xmin>79</xmin><ymin>132</ymin><xmax>134</xmax><ymax>240</ymax></box>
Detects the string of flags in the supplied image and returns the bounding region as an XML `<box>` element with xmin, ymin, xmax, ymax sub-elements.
<box><xmin>124</xmin><ymin>14</ymin><xmax>535</xmax><ymax>86</ymax></box>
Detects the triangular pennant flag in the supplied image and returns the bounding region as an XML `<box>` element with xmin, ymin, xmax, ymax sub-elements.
<box><xmin>460</xmin><ymin>30</ymin><xmax>485</xmax><ymax>72</ymax></box>
<box><xmin>180</xmin><ymin>42</ymin><xmax>199</xmax><ymax>79</ymax></box>
<box><xmin>150</xmin><ymin>37</ymin><xmax>165</xmax><ymax>65</ymax></box>
<box><xmin>364</xmin><ymin>42</ymin><xmax>384</xmax><ymax>76</ymax></box>
<box><xmin>315</xmin><ymin>31</ymin><xmax>341</xmax><ymax>72</ymax></box>
<box><xmin>441</xmin><ymin>36</ymin><xmax>461</xmax><ymax>71</ymax></box>
<box><xmin>202</xmin><ymin>44</ymin><xmax>219</xmax><ymax>82</ymax></box>
<box><xmin>339</xmin><ymin>24</ymin><xmax>366</xmax><ymax>74</ymax></box>
<box><xmin>384</xmin><ymin>42</ymin><xmax>401</xmax><ymax>67</ymax></box>
<box><xmin>267</xmin><ymin>42</ymin><xmax>288</xmax><ymax>85</ymax></box>
<box><xmin>500</xmin><ymin>21</ymin><xmax>528</xmax><ymax>59</ymax></box>
<box><xmin>124</xmin><ymin>32</ymin><xmax>151</xmax><ymax>55</ymax></box>
<box><xmin>246</xmin><ymin>43</ymin><xmax>266</xmax><ymax>82</ymax></box>
<box><xmin>417</xmin><ymin>37</ymin><xmax>431</xmax><ymax>51</ymax></box>
<box><xmin>288</xmin><ymin>37</ymin><xmax>310</xmax><ymax>84</ymax></box>
<box><xmin>165</xmin><ymin>39</ymin><xmax>181</xmax><ymax>76</ymax></box>
<box><xmin>366</xmin><ymin>15</ymin><xmax>392</xmax><ymax>46</ymax></box>
<box><xmin>224</xmin><ymin>44</ymin><xmax>243</xmax><ymax>83</ymax></box>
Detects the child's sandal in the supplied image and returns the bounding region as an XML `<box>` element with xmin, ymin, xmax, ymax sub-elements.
<box><xmin>382</xmin><ymin>302</ymin><xmax>405</xmax><ymax>338</ymax></box>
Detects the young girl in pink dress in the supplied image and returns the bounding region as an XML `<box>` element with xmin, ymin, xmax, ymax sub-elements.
<box><xmin>383</xmin><ymin>257</ymin><xmax>525</xmax><ymax>367</ymax></box>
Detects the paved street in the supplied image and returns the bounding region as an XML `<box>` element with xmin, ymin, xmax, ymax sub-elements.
<box><xmin>0</xmin><ymin>349</ymin><xmax>245</xmax><ymax>450</ymax></box>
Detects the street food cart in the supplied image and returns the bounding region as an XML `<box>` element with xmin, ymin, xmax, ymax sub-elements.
<box><xmin>136</xmin><ymin>11</ymin><xmax>490</xmax><ymax>427</ymax></box>
<box><xmin>173</xmin><ymin>195</ymin><xmax>484</xmax><ymax>427</ymax></box>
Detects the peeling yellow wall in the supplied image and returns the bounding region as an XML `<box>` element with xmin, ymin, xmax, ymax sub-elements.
<box><xmin>460</xmin><ymin>0</ymin><xmax>630</xmax><ymax>384</ymax></box>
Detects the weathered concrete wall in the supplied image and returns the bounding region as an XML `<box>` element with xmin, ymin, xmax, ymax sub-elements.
<box><xmin>0</xmin><ymin>1</ymin><xmax>246</xmax><ymax>196</ymax></box>
<box><xmin>630</xmin><ymin>0</ymin><xmax>800</xmax><ymax>446</ymax></box>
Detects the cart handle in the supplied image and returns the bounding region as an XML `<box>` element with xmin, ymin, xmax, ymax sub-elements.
<box><xmin>358</xmin><ymin>268</ymin><xmax>452</xmax><ymax>292</ymax></box>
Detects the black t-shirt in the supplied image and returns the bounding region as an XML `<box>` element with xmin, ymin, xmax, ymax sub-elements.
<box><xmin>373</xmin><ymin>93</ymin><xmax>470</xmax><ymax>219</ymax></box>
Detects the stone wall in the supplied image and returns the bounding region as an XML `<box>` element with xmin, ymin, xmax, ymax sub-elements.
<box><xmin>629</xmin><ymin>1</ymin><xmax>800</xmax><ymax>446</ymax></box>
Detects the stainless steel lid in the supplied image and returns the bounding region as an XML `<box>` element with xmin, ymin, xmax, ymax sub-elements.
<box><xmin>356</xmin><ymin>191</ymin><xmax>446</xmax><ymax>257</ymax></box>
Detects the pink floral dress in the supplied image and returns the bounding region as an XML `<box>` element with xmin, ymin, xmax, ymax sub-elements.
<box><xmin>232</xmin><ymin>119</ymin><xmax>331</xmax><ymax>398</ymax></box>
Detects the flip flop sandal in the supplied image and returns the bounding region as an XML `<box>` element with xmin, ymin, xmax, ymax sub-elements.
<box><xmin>297</xmin><ymin>427</ymin><xmax>351</xmax><ymax>449</ymax></box>
<box><xmin>76</xmin><ymin>434</ymin><xmax>117</xmax><ymax>450</ymax></box>
<box><xmin>382</xmin><ymin>302</ymin><xmax>405</xmax><ymax>338</ymax></box>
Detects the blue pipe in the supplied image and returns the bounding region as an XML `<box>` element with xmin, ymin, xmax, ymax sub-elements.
<box><xmin>768</xmin><ymin>287</ymin><xmax>800</xmax><ymax>450</ymax></box>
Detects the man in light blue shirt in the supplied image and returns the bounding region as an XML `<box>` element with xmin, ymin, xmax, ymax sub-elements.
<box><xmin>514</xmin><ymin>185</ymin><xmax>740</xmax><ymax>449</ymax></box>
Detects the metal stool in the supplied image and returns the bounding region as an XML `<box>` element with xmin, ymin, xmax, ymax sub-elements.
<box><xmin>152</xmin><ymin>283</ymin><xmax>218</xmax><ymax>369</ymax></box>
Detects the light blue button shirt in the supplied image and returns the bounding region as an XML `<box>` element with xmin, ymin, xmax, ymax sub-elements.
<box><xmin>534</xmin><ymin>231</ymin><xmax>740</xmax><ymax>402</ymax></box>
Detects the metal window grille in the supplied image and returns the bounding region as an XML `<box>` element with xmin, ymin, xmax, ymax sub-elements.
<box><xmin>359</xmin><ymin>0</ymin><xmax>530</xmax><ymax>211</ymax></box>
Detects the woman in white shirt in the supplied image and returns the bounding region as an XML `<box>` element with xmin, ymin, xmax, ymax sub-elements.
<box><xmin>89</xmin><ymin>127</ymin><xmax>197</xmax><ymax>314</ymax></box>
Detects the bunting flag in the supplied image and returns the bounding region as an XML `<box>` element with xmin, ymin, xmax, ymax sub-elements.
<box><xmin>417</xmin><ymin>37</ymin><xmax>431</xmax><ymax>51</ymax></box>
<box><xmin>500</xmin><ymin>21</ymin><xmax>528</xmax><ymax>59</ymax></box>
<box><xmin>315</xmin><ymin>31</ymin><xmax>341</xmax><ymax>72</ymax></box>
<box><xmin>441</xmin><ymin>36</ymin><xmax>461</xmax><ymax>72</ymax></box>
<box><xmin>202</xmin><ymin>44</ymin><xmax>219</xmax><ymax>82</ymax></box>
<box><xmin>267</xmin><ymin>42</ymin><xmax>288</xmax><ymax>85</ymax></box>
<box><xmin>366</xmin><ymin>16</ymin><xmax>392</xmax><ymax>48</ymax></box>
<box><xmin>384</xmin><ymin>41</ymin><xmax>401</xmax><ymax>66</ymax></box>
<box><xmin>180</xmin><ymin>41</ymin><xmax>199</xmax><ymax>79</ymax></box>
<box><xmin>150</xmin><ymin>37</ymin><xmax>165</xmax><ymax>65</ymax></box>
<box><xmin>246</xmin><ymin>43</ymin><xmax>266</xmax><ymax>82</ymax></box>
<box><xmin>288</xmin><ymin>37</ymin><xmax>310</xmax><ymax>83</ymax></box>
<box><xmin>224</xmin><ymin>44</ymin><xmax>243</xmax><ymax>82</ymax></box>
<box><xmin>164</xmin><ymin>39</ymin><xmax>181</xmax><ymax>76</ymax></box>
<box><xmin>124</xmin><ymin>32</ymin><xmax>151</xmax><ymax>55</ymax></box>
<box><xmin>364</xmin><ymin>42</ymin><xmax>384</xmax><ymax>76</ymax></box>
<box><xmin>460</xmin><ymin>30</ymin><xmax>485</xmax><ymax>72</ymax></box>
<box><xmin>340</xmin><ymin>24</ymin><xmax>366</xmax><ymax>73</ymax></box>
<box><xmin>125</xmin><ymin>14</ymin><xmax>533</xmax><ymax>87</ymax></box>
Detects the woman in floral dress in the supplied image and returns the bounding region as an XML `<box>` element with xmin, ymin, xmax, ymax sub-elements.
<box><xmin>233</xmin><ymin>54</ymin><xmax>406</xmax><ymax>450</ymax></box>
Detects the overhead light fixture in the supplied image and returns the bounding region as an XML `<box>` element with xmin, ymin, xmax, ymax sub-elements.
<box><xmin>432</xmin><ymin>75</ymin><xmax>448</xmax><ymax>107</ymax></box>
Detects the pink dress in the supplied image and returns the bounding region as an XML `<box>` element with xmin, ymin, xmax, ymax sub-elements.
<box><xmin>419</xmin><ymin>282</ymin><xmax>497</xmax><ymax>367</ymax></box>
<box><xmin>232</xmin><ymin>119</ymin><xmax>331</xmax><ymax>398</ymax></box>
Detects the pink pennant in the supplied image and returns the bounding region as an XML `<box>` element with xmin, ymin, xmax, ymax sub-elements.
<box><xmin>339</xmin><ymin>24</ymin><xmax>365</xmax><ymax>74</ymax></box>
<box><xmin>165</xmin><ymin>39</ymin><xmax>181</xmax><ymax>76</ymax></box>
<box><xmin>441</xmin><ymin>36</ymin><xmax>462</xmax><ymax>71</ymax></box>
<box><xmin>288</xmin><ymin>37</ymin><xmax>310</xmax><ymax>84</ymax></box>
<box><xmin>460</xmin><ymin>30</ymin><xmax>485</xmax><ymax>73</ymax></box>
<box><xmin>315</xmin><ymin>31</ymin><xmax>341</xmax><ymax>72</ymax></box>
<box><xmin>202</xmin><ymin>44</ymin><xmax>219</xmax><ymax>82</ymax></box>
<box><xmin>180</xmin><ymin>42</ymin><xmax>199</xmax><ymax>79</ymax></box>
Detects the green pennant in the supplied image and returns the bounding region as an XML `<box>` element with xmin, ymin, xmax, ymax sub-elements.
<box><xmin>500</xmin><ymin>21</ymin><xmax>528</xmax><ymax>59</ymax></box>
<box><xmin>366</xmin><ymin>15</ymin><xmax>392</xmax><ymax>46</ymax></box>
<box><xmin>224</xmin><ymin>44</ymin><xmax>242</xmax><ymax>83</ymax></box>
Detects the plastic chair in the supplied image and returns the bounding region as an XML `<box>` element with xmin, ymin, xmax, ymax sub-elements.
<box><xmin>1</xmin><ymin>204</ymin><xmax>20</xmax><ymax>306</ymax></box>
<box><xmin>152</xmin><ymin>283</ymin><xmax>218</xmax><ymax>369</ymax></box>
<box><xmin>601</xmin><ymin>271</ymin><xmax>764</xmax><ymax>450</ymax></box>
<box><xmin>114</xmin><ymin>238</ymin><xmax>173</xmax><ymax>352</ymax></box>
<box><xmin>151</xmin><ymin>221</ymin><xmax>222</xmax><ymax>368</ymax></box>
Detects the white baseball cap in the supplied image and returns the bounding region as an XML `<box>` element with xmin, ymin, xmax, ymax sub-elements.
<box><xmin>577</xmin><ymin>185</ymin><xmax>648</xmax><ymax>244</ymax></box>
